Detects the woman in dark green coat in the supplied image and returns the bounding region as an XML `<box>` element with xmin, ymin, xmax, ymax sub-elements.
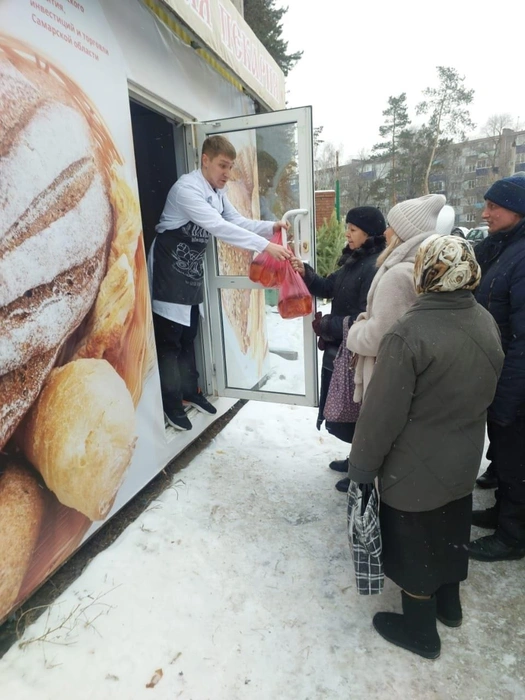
<box><xmin>348</xmin><ymin>235</ymin><xmax>504</xmax><ymax>659</ymax></box>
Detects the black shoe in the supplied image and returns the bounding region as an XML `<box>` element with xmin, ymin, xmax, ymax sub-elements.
<box><xmin>329</xmin><ymin>459</ymin><xmax>348</xmax><ymax>472</ymax></box>
<box><xmin>165</xmin><ymin>410</ymin><xmax>192</xmax><ymax>431</ymax></box>
<box><xmin>183</xmin><ymin>391</ymin><xmax>217</xmax><ymax>414</ymax></box>
<box><xmin>373</xmin><ymin>591</ymin><xmax>441</xmax><ymax>660</ymax></box>
<box><xmin>476</xmin><ymin>466</ymin><xmax>497</xmax><ymax>489</ymax></box>
<box><xmin>471</xmin><ymin>506</ymin><xmax>498</xmax><ymax>529</ymax></box>
<box><xmin>335</xmin><ymin>477</ymin><xmax>350</xmax><ymax>493</ymax></box>
<box><xmin>436</xmin><ymin>583</ymin><xmax>462</xmax><ymax>628</ymax></box>
<box><xmin>468</xmin><ymin>534</ymin><xmax>525</xmax><ymax>562</ymax></box>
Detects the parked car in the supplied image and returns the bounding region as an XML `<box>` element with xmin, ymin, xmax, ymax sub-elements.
<box><xmin>466</xmin><ymin>225</ymin><xmax>489</xmax><ymax>246</ymax></box>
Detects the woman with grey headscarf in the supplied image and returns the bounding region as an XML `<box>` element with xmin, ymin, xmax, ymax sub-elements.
<box><xmin>348</xmin><ymin>235</ymin><xmax>504</xmax><ymax>659</ymax></box>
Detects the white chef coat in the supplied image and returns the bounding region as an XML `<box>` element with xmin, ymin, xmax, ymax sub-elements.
<box><xmin>149</xmin><ymin>169</ymin><xmax>274</xmax><ymax>326</ymax></box>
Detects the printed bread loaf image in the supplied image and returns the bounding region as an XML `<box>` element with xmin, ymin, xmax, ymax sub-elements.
<box><xmin>0</xmin><ymin>35</ymin><xmax>153</xmax><ymax>620</ymax></box>
<box><xmin>23</xmin><ymin>359</ymin><xmax>137</xmax><ymax>522</ymax></box>
<box><xmin>0</xmin><ymin>458</ymin><xmax>45</xmax><ymax>618</ymax></box>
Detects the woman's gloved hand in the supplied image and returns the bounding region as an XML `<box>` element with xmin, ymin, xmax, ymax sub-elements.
<box><xmin>312</xmin><ymin>311</ymin><xmax>326</xmax><ymax>350</ymax></box>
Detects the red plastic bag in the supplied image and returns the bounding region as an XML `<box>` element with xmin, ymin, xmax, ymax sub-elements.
<box><xmin>249</xmin><ymin>229</ymin><xmax>290</xmax><ymax>288</ymax></box>
<box><xmin>278</xmin><ymin>262</ymin><xmax>313</xmax><ymax>319</ymax></box>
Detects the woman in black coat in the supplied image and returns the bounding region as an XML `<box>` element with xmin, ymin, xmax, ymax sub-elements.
<box><xmin>292</xmin><ymin>207</ymin><xmax>386</xmax><ymax>463</ymax></box>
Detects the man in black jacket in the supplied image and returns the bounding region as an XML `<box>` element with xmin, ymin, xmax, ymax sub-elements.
<box><xmin>469</xmin><ymin>173</ymin><xmax>525</xmax><ymax>562</ymax></box>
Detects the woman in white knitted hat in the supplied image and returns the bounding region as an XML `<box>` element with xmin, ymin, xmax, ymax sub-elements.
<box><xmin>334</xmin><ymin>195</ymin><xmax>446</xmax><ymax>492</ymax></box>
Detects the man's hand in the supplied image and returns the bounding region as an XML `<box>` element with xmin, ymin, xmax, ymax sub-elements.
<box><xmin>265</xmin><ymin>241</ymin><xmax>291</xmax><ymax>260</ymax></box>
<box><xmin>290</xmin><ymin>256</ymin><xmax>305</xmax><ymax>276</ymax></box>
<box><xmin>273</xmin><ymin>220</ymin><xmax>291</xmax><ymax>234</ymax></box>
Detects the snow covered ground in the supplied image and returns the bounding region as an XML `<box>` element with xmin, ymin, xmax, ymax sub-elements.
<box><xmin>0</xmin><ymin>400</ymin><xmax>524</xmax><ymax>700</ymax></box>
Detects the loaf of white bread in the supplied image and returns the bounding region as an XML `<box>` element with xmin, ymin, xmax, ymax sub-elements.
<box><xmin>23</xmin><ymin>358</ymin><xmax>137</xmax><ymax>522</ymax></box>
<box><xmin>0</xmin><ymin>55</ymin><xmax>113</xmax><ymax>449</ymax></box>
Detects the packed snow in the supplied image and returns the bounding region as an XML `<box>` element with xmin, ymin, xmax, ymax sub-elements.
<box><xmin>1</xmin><ymin>301</ymin><xmax>524</xmax><ymax>698</ymax></box>
<box><xmin>0</xmin><ymin>398</ymin><xmax>524</xmax><ymax>699</ymax></box>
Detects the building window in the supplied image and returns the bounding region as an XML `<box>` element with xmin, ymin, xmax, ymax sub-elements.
<box><xmin>450</xmin><ymin>198</ymin><xmax>461</xmax><ymax>206</ymax></box>
<box><xmin>466</xmin><ymin>164</ymin><xmax>476</xmax><ymax>172</ymax></box>
<box><xmin>466</xmin><ymin>213</ymin><xmax>476</xmax><ymax>223</ymax></box>
<box><xmin>467</xmin><ymin>196</ymin><xmax>477</xmax><ymax>205</ymax></box>
<box><xmin>466</xmin><ymin>180</ymin><xmax>476</xmax><ymax>189</ymax></box>
<box><xmin>477</xmin><ymin>159</ymin><xmax>488</xmax><ymax>168</ymax></box>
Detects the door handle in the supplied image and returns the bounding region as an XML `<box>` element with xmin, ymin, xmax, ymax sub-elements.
<box><xmin>281</xmin><ymin>209</ymin><xmax>309</xmax><ymax>257</ymax></box>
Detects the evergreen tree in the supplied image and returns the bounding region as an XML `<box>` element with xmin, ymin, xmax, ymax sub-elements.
<box><xmin>316</xmin><ymin>211</ymin><xmax>346</xmax><ymax>277</ymax></box>
<box><xmin>372</xmin><ymin>94</ymin><xmax>410</xmax><ymax>205</ymax></box>
<box><xmin>243</xmin><ymin>0</ymin><xmax>302</xmax><ymax>76</ymax></box>
<box><xmin>417</xmin><ymin>67</ymin><xmax>475</xmax><ymax>194</ymax></box>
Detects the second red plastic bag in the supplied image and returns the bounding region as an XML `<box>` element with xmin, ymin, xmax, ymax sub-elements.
<box><xmin>249</xmin><ymin>229</ymin><xmax>289</xmax><ymax>288</ymax></box>
<box><xmin>278</xmin><ymin>262</ymin><xmax>313</xmax><ymax>319</ymax></box>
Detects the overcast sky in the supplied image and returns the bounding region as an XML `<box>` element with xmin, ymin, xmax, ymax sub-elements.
<box><xmin>276</xmin><ymin>0</ymin><xmax>523</xmax><ymax>161</ymax></box>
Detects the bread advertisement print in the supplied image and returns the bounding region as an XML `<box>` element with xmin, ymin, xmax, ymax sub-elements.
<box><xmin>0</xmin><ymin>0</ymin><xmax>163</xmax><ymax>622</ymax></box>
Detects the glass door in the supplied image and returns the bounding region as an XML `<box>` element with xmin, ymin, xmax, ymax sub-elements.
<box><xmin>190</xmin><ymin>107</ymin><xmax>318</xmax><ymax>406</ymax></box>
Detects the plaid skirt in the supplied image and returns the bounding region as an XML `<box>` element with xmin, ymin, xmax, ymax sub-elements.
<box><xmin>380</xmin><ymin>494</ymin><xmax>472</xmax><ymax>596</ymax></box>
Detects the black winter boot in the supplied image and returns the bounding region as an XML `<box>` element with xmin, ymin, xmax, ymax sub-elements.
<box><xmin>468</xmin><ymin>534</ymin><xmax>525</xmax><ymax>561</ymax></box>
<box><xmin>475</xmin><ymin>463</ymin><xmax>497</xmax><ymax>489</ymax></box>
<box><xmin>373</xmin><ymin>591</ymin><xmax>441</xmax><ymax>659</ymax></box>
<box><xmin>471</xmin><ymin>504</ymin><xmax>499</xmax><ymax>529</ymax></box>
<box><xmin>470</xmin><ymin>498</ymin><xmax>525</xmax><ymax>561</ymax></box>
<box><xmin>335</xmin><ymin>477</ymin><xmax>350</xmax><ymax>493</ymax></box>
<box><xmin>329</xmin><ymin>459</ymin><xmax>348</xmax><ymax>472</ymax></box>
<box><xmin>436</xmin><ymin>583</ymin><xmax>462</xmax><ymax>627</ymax></box>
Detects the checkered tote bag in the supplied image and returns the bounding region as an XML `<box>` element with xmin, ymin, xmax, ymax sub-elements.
<box><xmin>347</xmin><ymin>480</ymin><xmax>384</xmax><ymax>595</ymax></box>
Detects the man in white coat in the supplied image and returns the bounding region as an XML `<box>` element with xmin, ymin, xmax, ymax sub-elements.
<box><xmin>149</xmin><ymin>135</ymin><xmax>290</xmax><ymax>430</ymax></box>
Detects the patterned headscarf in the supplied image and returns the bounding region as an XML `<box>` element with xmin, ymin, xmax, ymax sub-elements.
<box><xmin>414</xmin><ymin>234</ymin><xmax>481</xmax><ymax>294</ymax></box>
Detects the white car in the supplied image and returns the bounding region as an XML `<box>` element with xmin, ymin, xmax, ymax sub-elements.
<box><xmin>466</xmin><ymin>226</ymin><xmax>489</xmax><ymax>246</ymax></box>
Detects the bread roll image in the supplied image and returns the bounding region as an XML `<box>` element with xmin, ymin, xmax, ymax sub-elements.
<box><xmin>23</xmin><ymin>358</ymin><xmax>137</xmax><ymax>521</ymax></box>
<box><xmin>0</xmin><ymin>457</ymin><xmax>45</xmax><ymax>621</ymax></box>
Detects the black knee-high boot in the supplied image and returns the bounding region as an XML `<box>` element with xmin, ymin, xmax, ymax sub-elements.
<box><xmin>373</xmin><ymin>591</ymin><xmax>441</xmax><ymax>659</ymax></box>
<box><xmin>436</xmin><ymin>582</ymin><xmax>462</xmax><ymax>627</ymax></box>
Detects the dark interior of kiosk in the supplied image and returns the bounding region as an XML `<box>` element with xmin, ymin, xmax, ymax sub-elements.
<box><xmin>129</xmin><ymin>99</ymin><xmax>208</xmax><ymax>414</ymax></box>
<box><xmin>129</xmin><ymin>99</ymin><xmax>178</xmax><ymax>255</ymax></box>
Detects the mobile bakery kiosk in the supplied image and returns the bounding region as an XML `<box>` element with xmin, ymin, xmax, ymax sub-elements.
<box><xmin>0</xmin><ymin>0</ymin><xmax>319</xmax><ymax>623</ymax></box>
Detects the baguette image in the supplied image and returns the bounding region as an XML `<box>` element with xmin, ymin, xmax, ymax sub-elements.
<box><xmin>23</xmin><ymin>358</ymin><xmax>137</xmax><ymax>522</ymax></box>
<box><xmin>0</xmin><ymin>458</ymin><xmax>45</xmax><ymax>621</ymax></box>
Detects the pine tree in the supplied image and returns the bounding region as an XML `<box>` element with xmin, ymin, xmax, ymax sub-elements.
<box><xmin>372</xmin><ymin>94</ymin><xmax>410</xmax><ymax>206</ymax></box>
<box><xmin>417</xmin><ymin>67</ymin><xmax>475</xmax><ymax>195</ymax></box>
<box><xmin>243</xmin><ymin>0</ymin><xmax>302</xmax><ymax>76</ymax></box>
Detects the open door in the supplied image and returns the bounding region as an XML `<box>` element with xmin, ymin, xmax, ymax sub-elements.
<box><xmin>190</xmin><ymin>107</ymin><xmax>318</xmax><ymax>407</ymax></box>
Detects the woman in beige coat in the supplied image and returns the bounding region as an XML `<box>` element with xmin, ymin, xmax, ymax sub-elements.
<box><xmin>335</xmin><ymin>194</ymin><xmax>446</xmax><ymax>493</ymax></box>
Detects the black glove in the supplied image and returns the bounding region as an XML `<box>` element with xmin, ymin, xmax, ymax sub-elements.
<box><xmin>312</xmin><ymin>311</ymin><xmax>323</xmax><ymax>336</ymax></box>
